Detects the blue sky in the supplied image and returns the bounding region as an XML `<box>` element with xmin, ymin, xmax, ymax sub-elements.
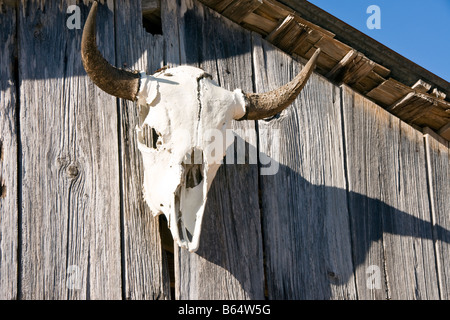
<box><xmin>307</xmin><ymin>0</ymin><xmax>450</xmax><ymax>82</ymax></box>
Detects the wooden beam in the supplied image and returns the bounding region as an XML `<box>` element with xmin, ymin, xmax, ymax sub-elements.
<box><xmin>19</xmin><ymin>1</ymin><xmax>123</xmax><ymax>299</ymax></box>
<box><xmin>141</xmin><ymin>0</ymin><xmax>160</xmax><ymax>15</ymax></box>
<box><xmin>412</xmin><ymin>79</ymin><xmax>432</xmax><ymax>93</ymax></box>
<box><xmin>255</xmin><ymin>36</ymin><xmax>356</xmax><ymax>299</ymax></box>
<box><xmin>221</xmin><ymin>0</ymin><xmax>263</xmax><ymax>24</ymax></box>
<box><xmin>265</xmin><ymin>14</ymin><xmax>309</xmax><ymax>54</ymax></box>
<box><xmin>0</xmin><ymin>5</ymin><xmax>18</xmax><ymax>300</ymax></box>
<box><xmin>326</xmin><ymin>49</ymin><xmax>357</xmax><ymax>79</ymax></box>
<box><xmin>367</xmin><ymin>78</ymin><xmax>414</xmax><ymax>107</ymax></box>
<box><xmin>431</xmin><ymin>88</ymin><xmax>447</xmax><ymax>100</ymax></box>
<box><xmin>438</xmin><ymin>123</ymin><xmax>450</xmax><ymax>141</ymax></box>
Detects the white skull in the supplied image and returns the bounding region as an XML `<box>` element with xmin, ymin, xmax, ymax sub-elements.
<box><xmin>81</xmin><ymin>2</ymin><xmax>319</xmax><ymax>252</ymax></box>
<box><xmin>135</xmin><ymin>66</ymin><xmax>246</xmax><ymax>251</ymax></box>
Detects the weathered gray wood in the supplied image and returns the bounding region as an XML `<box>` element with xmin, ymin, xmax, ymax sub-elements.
<box><xmin>343</xmin><ymin>86</ymin><xmax>439</xmax><ymax>300</ymax></box>
<box><xmin>342</xmin><ymin>86</ymin><xmax>389</xmax><ymax>299</ymax></box>
<box><xmin>142</xmin><ymin>0</ymin><xmax>160</xmax><ymax>14</ymax></box>
<box><xmin>255</xmin><ymin>35</ymin><xmax>356</xmax><ymax>299</ymax></box>
<box><xmin>424</xmin><ymin>129</ymin><xmax>450</xmax><ymax>299</ymax></box>
<box><xmin>114</xmin><ymin>0</ymin><xmax>171</xmax><ymax>300</ymax></box>
<box><xmin>161</xmin><ymin>0</ymin><xmax>180</xmax><ymax>67</ymax></box>
<box><xmin>168</xmin><ymin>0</ymin><xmax>265</xmax><ymax>299</ymax></box>
<box><xmin>0</xmin><ymin>5</ymin><xmax>18</xmax><ymax>300</ymax></box>
<box><xmin>18</xmin><ymin>1</ymin><xmax>121</xmax><ymax>299</ymax></box>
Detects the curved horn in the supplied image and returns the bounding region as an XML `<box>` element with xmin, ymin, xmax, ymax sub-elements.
<box><xmin>238</xmin><ymin>48</ymin><xmax>321</xmax><ymax>120</ymax></box>
<box><xmin>81</xmin><ymin>2</ymin><xmax>140</xmax><ymax>101</ymax></box>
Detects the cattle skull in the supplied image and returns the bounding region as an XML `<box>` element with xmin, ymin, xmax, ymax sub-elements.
<box><xmin>81</xmin><ymin>2</ymin><xmax>320</xmax><ymax>252</ymax></box>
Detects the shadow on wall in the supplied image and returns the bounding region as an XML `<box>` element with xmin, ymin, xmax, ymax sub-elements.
<box><xmin>191</xmin><ymin>136</ymin><xmax>450</xmax><ymax>300</ymax></box>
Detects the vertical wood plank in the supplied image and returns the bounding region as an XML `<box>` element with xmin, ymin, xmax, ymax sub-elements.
<box><xmin>255</xmin><ymin>35</ymin><xmax>356</xmax><ymax>299</ymax></box>
<box><xmin>19</xmin><ymin>0</ymin><xmax>122</xmax><ymax>299</ymax></box>
<box><xmin>171</xmin><ymin>0</ymin><xmax>265</xmax><ymax>300</ymax></box>
<box><xmin>341</xmin><ymin>86</ymin><xmax>389</xmax><ymax>299</ymax></box>
<box><xmin>424</xmin><ymin>130</ymin><xmax>450</xmax><ymax>299</ymax></box>
<box><xmin>343</xmin><ymin>86</ymin><xmax>440</xmax><ymax>300</ymax></box>
<box><xmin>114</xmin><ymin>0</ymin><xmax>171</xmax><ymax>300</ymax></box>
<box><xmin>0</xmin><ymin>5</ymin><xmax>18</xmax><ymax>300</ymax></box>
<box><xmin>161</xmin><ymin>0</ymin><xmax>180</xmax><ymax>67</ymax></box>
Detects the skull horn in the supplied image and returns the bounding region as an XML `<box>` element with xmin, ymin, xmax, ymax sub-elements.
<box><xmin>81</xmin><ymin>2</ymin><xmax>140</xmax><ymax>101</ymax></box>
<box><xmin>239</xmin><ymin>48</ymin><xmax>321</xmax><ymax>120</ymax></box>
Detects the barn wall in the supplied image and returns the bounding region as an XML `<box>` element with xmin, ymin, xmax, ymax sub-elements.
<box><xmin>0</xmin><ymin>0</ymin><xmax>449</xmax><ymax>300</ymax></box>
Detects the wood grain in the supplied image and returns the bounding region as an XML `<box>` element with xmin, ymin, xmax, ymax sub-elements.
<box><xmin>343</xmin><ymin>86</ymin><xmax>440</xmax><ymax>299</ymax></box>
<box><xmin>0</xmin><ymin>0</ymin><xmax>448</xmax><ymax>301</ymax></box>
<box><xmin>114</xmin><ymin>0</ymin><xmax>170</xmax><ymax>300</ymax></box>
<box><xmin>169</xmin><ymin>0</ymin><xmax>265</xmax><ymax>299</ymax></box>
<box><xmin>424</xmin><ymin>129</ymin><xmax>450</xmax><ymax>299</ymax></box>
<box><xmin>18</xmin><ymin>1</ymin><xmax>122</xmax><ymax>299</ymax></box>
<box><xmin>255</xmin><ymin>34</ymin><xmax>356</xmax><ymax>299</ymax></box>
<box><xmin>0</xmin><ymin>5</ymin><xmax>18</xmax><ymax>300</ymax></box>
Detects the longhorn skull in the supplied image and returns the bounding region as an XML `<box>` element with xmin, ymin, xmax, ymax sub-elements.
<box><xmin>81</xmin><ymin>2</ymin><xmax>320</xmax><ymax>252</ymax></box>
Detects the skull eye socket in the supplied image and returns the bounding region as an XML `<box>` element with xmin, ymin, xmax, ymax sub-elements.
<box><xmin>141</xmin><ymin>124</ymin><xmax>161</xmax><ymax>149</ymax></box>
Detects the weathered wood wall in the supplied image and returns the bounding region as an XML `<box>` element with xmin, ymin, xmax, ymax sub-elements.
<box><xmin>0</xmin><ymin>0</ymin><xmax>448</xmax><ymax>300</ymax></box>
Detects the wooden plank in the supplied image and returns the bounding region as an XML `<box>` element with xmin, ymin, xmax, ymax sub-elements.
<box><xmin>342</xmin><ymin>86</ymin><xmax>440</xmax><ymax>299</ymax></box>
<box><xmin>343</xmin><ymin>84</ymin><xmax>389</xmax><ymax>299</ymax></box>
<box><xmin>412</xmin><ymin>79</ymin><xmax>432</xmax><ymax>94</ymax></box>
<box><xmin>304</xmin><ymin>46</ymin><xmax>337</xmax><ymax>73</ymax></box>
<box><xmin>0</xmin><ymin>5</ymin><xmax>18</xmax><ymax>300</ymax></box>
<box><xmin>408</xmin><ymin>96</ymin><xmax>450</xmax><ymax>131</ymax></box>
<box><xmin>431</xmin><ymin>88</ymin><xmax>446</xmax><ymax>100</ymax></box>
<box><xmin>424</xmin><ymin>128</ymin><xmax>450</xmax><ymax>299</ymax></box>
<box><xmin>352</xmin><ymin>69</ymin><xmax>386</xmax><ymax>95</ymax></box>
<box><xmin>366</xmin><ymin>78</ymin><xmax>413</xmax><ymax>108</ymax></box>
<box><xmin>173</xmin><ymin>0</ymin><xmax>265</xmax><ymax>300</ymax></box>
<box><xmin>388</xmin><ymin>92</ymin><xmax>436</xmax><ymax>123</ymax></box>
<box><xmin>142</xmin><ymin>0</ymin><xmax>160</xmax><ymax>15</ymax></box>
<box><xmin>326</xmin><ymin>49</ymin><xmax>357</xmax><ymax>80</ymax></box>
<box><xmin>438</xmin><ymin>123</ymin><xmax>450</xmax><ymax>141</ymax></box>
<box><xmin>254</xmin><ymin>0</ymin><xmax>291</xmax><ymax>21</ymax></box>
<box><xmin>221</xmin><ymin>0</ymin><xmax>263</xmax><ymax>24</ymax></box>
<box><xmin>265</xmin><ymin>14</ymin><xmax>309</xmax><ymax>54</ymax></box>
<box><xmin>241</xmin><ymin>12</ymin><xmax>278</xmax><ymax>35</ymax></box>
<box><xmin>255</xmin><ymin>35</ymin><xmax>356</xmax><ymax>299</ymax></box>
<box><xmin>315</xmin><ymin>37</ymin><xmax>351</xmax><ymax>62</ymax></box>
<box><xmin>386</xmin><ymin>121</ymin><xmax>440</xmax><ymax>299</ymax></box>
<box><xmin>201</xmin><ymin>0</ymin><xmax>235</xmax><ymax>13</ymax></box>
<box><xmin>372</xmin><ymin>63</ymin><xmax>391</xmax><ymax>79</ymax></box>
<box><xmin>265</xmin><ymin>14</ymin><xmax>294</xmax><ymax>43</ymax></box>
<box><xmin>18</xmin><ymin>0</ymin><xmax>122</xmax><ymax>299</ymax></box>
<box><xmin>115</xmin><ymin>0</ymin><xmax>171</xmax><ymax>300</ymax></box>
<box><xmin>161</xmin><ymin>0</ymin><xmax>180</xmax><ymax>67</ymax></box>
<box><xmin>342</xmin><ymin>57</ymin><xmax>375</xmax><ymax>87</ymax></box>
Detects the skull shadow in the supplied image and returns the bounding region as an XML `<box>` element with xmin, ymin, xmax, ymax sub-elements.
<box><xmin>180</xmin><ymin>133</ymin><xmax>450</xmax><ymax>300</ymax></box>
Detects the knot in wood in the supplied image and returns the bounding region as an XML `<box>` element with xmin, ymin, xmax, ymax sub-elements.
<box><xmin>0</xmin><ymin>181</ymin><xmax>6</xmax><ymax>199</ymax></box>
<box><xmin>66</xmin><ymin>164</ymin><xmax>79</xmax><ymax>178</ymax></box>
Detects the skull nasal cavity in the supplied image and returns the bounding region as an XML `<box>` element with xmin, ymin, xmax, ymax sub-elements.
<box><xmin>142</xmin><ymin>125</ymin><xmax>161</xmax><ymax>149</ymax></box>
<box><xmin>183</xmin><ymin>148</ymin><xmax>204</xmax><ymax>189</ymax></box>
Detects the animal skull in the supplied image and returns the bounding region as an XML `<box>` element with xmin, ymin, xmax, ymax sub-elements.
<box><xmin>81</xmin><ymin>2</ymin><xmax>320</xmax><ymax>252</ymax></box>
